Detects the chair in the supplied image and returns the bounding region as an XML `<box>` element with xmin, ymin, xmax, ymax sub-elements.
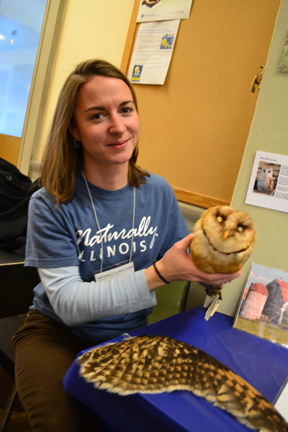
<box><xmin>148</xmin><ymin>280</ymin><xmax>190</xmax><ymax>325</ymax></box>
<box><xmin>0</xmin><ymin>247</ymin><xmax>40</xmax><ymax>431</ymax></box>
<box><xmin>0</xmin><ymin>315</ymin><xmax>25</xmax><ymax>431</ymax></box>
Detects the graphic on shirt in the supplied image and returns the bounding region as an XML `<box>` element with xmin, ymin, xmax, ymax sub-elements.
<box><xmin>76</xmin><ymin>216</ymin><xmax>158</xmax><ymax>264</ymax></box>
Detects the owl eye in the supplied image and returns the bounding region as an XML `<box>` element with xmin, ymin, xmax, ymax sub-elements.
<box><xmin>237</xmin><ymin>225</ymin><xmax>245</xmax><ymax>232</ymax></box>
<box><xmin>216</xmin><ymin>215</ymin><xmax>225</xmax><ymax>223</ymax></box>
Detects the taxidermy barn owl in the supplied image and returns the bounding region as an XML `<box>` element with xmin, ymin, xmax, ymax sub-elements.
<box><xmin>257</xmin><ymin>166</ymin><xmax>275</xmax><ymax>194</ymax></box>
<box><xmin>190</xmin><ymin>206</ymin><xmax>256</xmax><ymax>297</ymax></box>
<box><xmin>78</xmin><ymin>334</ymin><xmax>288</xmax><ymax>432</ymax></box>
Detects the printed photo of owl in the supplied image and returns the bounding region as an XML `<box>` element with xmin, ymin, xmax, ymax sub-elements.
<box><xmin>253</xmin><ymin>163</ymin><xmax>279</xmax><ymax>196</ymax></box>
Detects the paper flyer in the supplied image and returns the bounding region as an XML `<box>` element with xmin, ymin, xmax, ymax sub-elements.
<box><xmin>128</xmin><ymin>20</ymin><xmax>180</xmax><ymax>85</ymax></box>
<box><xmin>137</xmin><ymin>0</ymin><xmax>193</xmax><ymax>23</ymax></box>
<box><xmin>245</xmin><ymin>151</ymin><xmax>288</xmax><ymax>213</ymax></box>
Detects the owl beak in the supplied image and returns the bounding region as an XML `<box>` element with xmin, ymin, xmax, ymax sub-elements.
<box><xmin>223</xmin><ymin>231</ymin><xmax>230</xmax><ymax>241</ymax></box>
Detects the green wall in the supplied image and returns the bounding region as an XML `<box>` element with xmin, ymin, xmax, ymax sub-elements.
<box><xmin>219</xmin><ymin>0</ymin><xmax>288</xmax><ymax>316</ymax></box>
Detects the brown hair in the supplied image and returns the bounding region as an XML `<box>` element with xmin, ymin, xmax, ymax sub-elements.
<box><xmin>41</xmin><ymin>59</ymin><xmax>149</xmax><ymax>204</ymax></box>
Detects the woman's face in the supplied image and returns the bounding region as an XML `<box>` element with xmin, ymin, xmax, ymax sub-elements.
<box><xmin>70</xmin><ymin>75</ymin><xmax>139</xmax><ymax>173</ymax></box>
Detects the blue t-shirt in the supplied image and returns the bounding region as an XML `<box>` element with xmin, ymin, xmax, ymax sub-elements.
<box><xmin>25</xmin><ymin>169</ymin><xmax>189</xmax><ymax>342</ymax></box>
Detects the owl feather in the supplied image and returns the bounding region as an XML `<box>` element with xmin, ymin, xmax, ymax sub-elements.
<box><xmin>77</xmin><ymin>335</ymin><xmax>287</xmax><ymax>432</ymax></box>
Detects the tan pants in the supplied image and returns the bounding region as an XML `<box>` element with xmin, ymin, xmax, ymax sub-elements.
<box><xmin>13</xmin><ymin>310</ymin><xmax>107</xmax><ymax>432</ymax></box>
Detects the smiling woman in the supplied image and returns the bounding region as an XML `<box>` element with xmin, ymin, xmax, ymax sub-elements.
<box><xmin>12</xmin><ymin>58</ymin><xmax>243</xmax><ymax>432</ymax></box>
<box><xmin>40</xmin><ymin>59</ymin><xmax>147</xmax><ymax>204</ymax></box>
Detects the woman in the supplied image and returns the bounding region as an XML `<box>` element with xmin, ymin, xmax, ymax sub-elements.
<box><xmin>13</xmin><ymin>59</ymin><xmax>241</xmax><ymax>432</ymax></box>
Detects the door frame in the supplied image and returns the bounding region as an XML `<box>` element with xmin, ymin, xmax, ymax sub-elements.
<box><xmin>18</xmin><ymin>0</ymin><xmax>66</xmax><ymax>176</ymax></box>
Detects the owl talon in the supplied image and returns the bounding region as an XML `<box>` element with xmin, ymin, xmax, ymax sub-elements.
<box><xmin>206</xmin><ymin>286</ymin><xmax>222</xmax><ymax>300</ymax></box>
<box><xmin>206</xmin><ymin>290</ymin><xmax>222</xmax><ymax>301</ymax></box>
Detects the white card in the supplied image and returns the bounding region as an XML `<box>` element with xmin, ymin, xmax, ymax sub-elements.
<box><xmin>274</xmin><ymin>378</ymin><xmax>288</xmax><ymax>422</ymax></box>
<box><xmin>204</xmin><ymin>294</ymin><xmax>222</xmax><ymax>321</ymax></box>
<box><xmin>95</xmin><ymin>262</ymin><xmax>135</xmax><ymax>283</ymax></box>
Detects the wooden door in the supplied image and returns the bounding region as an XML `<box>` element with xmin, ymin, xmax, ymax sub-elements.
<box><xmin>122</xmin><ymin>0</ymin><xmax>281</xmax><ymax>207</ymax></box>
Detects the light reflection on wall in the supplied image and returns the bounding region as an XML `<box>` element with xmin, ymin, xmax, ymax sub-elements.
<box><xmin>0</xmin><ymin>0</ymin><xmax>46</xmax><ymax>138</ymax></box>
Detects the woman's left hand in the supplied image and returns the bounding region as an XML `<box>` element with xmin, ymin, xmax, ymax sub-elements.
<box><xmin>145</xmin><ymin>234</ymin><xmax>243</xmax><ymax>291</ymax></box>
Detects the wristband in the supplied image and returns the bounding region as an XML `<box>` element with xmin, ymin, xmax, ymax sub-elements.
<box><xmin>153</xmin><ymin>262</ymin><xmax>170</xmax><ymax>284</ymax></box>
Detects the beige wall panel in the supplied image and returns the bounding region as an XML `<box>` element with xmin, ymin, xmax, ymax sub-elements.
<box><xmin>36</xmin><ymin>0</ymin><xmax>134</xmax><ymax>162</ymax></box>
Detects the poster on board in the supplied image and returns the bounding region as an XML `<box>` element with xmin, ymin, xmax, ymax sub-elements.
<box><xmin>233</xmin><ymin>263</ymin><xmax>288</xmax><ymax>349</ymax></box>
<box><xmin>128</xmin><ymin>20</ymin><xmax>180</xmax><ymax>85</ymax></box>
<box><xmin>245</xmin><ymin>151</ymin><xmax>288</xmax><ymax>213</ymax></box>
<box><xmin>137</xmin><ymin>0</ymin><xmax>193</xmax><ymax>23</ymax></box>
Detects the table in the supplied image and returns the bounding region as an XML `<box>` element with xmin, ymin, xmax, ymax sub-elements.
<box><xmin>63</xmin><ymin>306</ymin><xmax>288</xmax><ymax>432</ymax></box>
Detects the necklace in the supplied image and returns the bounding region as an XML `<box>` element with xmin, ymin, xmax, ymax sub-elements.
<box><xmin>82</xmin><ymin>172</ymin><xmax>136</xmax><ymax>273</ymax></box>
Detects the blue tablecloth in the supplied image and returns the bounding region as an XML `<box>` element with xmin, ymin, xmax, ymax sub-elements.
<box><xmin>63</xmin><ymin>307</ymin><xmax>288</xmax><ymax>432</ymax></box>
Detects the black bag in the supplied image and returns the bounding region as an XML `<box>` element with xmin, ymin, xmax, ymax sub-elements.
<box><xmin>0</xmin><ymin>157</ymin><xmax>40</xmax><ymax>250</ymax></box>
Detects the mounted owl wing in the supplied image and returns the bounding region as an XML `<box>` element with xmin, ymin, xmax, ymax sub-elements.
<box><xmin>77</xmin><ymin>335</ymin><xmax>287</xmax><ymax>432</ymax></box>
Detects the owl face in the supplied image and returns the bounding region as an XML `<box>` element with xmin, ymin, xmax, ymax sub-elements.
<box><xmin>260</xmin><ymin>166</ymin><xmax>273</xmax><ymax>179</ymax></box>
<box><xmin>200</xmin><ymin>206</ymin><xmax>255</xmax><ymax>254</ymax></box>
<box><xmin>190</xmin><ymin>206</ymin><xmax>256</xmax><ymax>274</ymax></box>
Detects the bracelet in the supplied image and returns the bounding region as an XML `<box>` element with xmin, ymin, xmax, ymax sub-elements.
<box><xmin>153</xmin><ymin>262</ymin><xmax>170</xmax><ymax>285</ymax></box>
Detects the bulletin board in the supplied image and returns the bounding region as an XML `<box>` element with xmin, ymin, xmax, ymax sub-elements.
<box><xmin>121</xmin><ymin>0</ymin><xmax>280</xmax><ymax>208</ymax></box>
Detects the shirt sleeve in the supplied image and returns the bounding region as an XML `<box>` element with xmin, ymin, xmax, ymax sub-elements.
<box><xmin>38</xmin><ymin>266</ymin><xmax>156</xmax><ymax>326</ymax></box>
<box><xmin>25</xmin><ymin>191</ymin><xmax>80</xmax><ymax>268</ymax></box>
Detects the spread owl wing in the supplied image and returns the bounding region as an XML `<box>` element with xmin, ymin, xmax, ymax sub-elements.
<box><xmin>77</xmin><ymin>335</ymin><xmax>287</xmax><ymax>432</ymax></box>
